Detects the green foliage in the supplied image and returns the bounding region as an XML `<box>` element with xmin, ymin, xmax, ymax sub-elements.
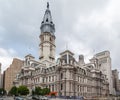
<box><xmin>32</xmin><ymin>90</ymin><xmax>35</xmax><ymax>95</ymax></box>
<box><xmin>9</xmin><ymin>86</ymin><xmax>18</xmax><ymax>96</ymax></box>
<box><xmin>34</xmin><ymin>87</ymin><xmax>42</xmax><ymax>95</ymax></box>
<box><xmin>42</xmin><ymin>88</ymin><xmax>50</xmax><ymax>95</ymax></box>
<box><xmin>33</xmin><ymin>87</ymin><xmax>50</xmax><ymax>96</ymax></box>
<box><xmin>0</xmin><ymin>88</ymin><xmax>6</xmax><ymax>95</ymax></box>
<box><xmin>18</xmin><ymin>85</ymin><xmax>29</xmax><ymax>95</ymax></box>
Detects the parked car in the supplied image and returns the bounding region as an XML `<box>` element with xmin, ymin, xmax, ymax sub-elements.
<box><xmin>0</xmin><ymin>97</ymin><xmax>3</xmax><ymax>100</ymax></box>
<box><xmin>68</xmin><ymin>96</ymin><xmax>84</xmax><ymax>100</ymax></box>
<box><xmin>76</xmin><ymin>96</ymin><xmax>84</xmax><ymax>100</ymax></box>
<box><xmin>32</xmin><ymin>95</ymin><xmax>39</xmax><ymax>100</ymax></box>
<box><xmin>14</xmin><ymin>96</ymin><xmax>25</xmax><ymax>100</ymax></box>
<box><xmin>40</xmin><ymin>96</ymin><xmax>48</xmax><ymax>100</ymax></box>
<box><xmin>26</xmin><ymin>95</ymin><xmax>32</xmax><ymax>100</ymax></box>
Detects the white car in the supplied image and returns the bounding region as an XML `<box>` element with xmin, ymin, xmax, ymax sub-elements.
<box><xmin>40</xmin><ymin>96</ymin><xmax>48</xmax><ymax>100</ymax></box>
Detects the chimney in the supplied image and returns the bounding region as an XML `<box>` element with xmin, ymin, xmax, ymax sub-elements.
<box><xmin>78</xmin><ymin>55</ymin><xmax>85</xmax><ymax>65</ymax></box>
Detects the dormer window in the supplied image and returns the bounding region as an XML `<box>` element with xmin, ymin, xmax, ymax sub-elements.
<box><xmin>46</xmin><ymin>18</ymin><xmax>48</xmax><ymax>22</ymax></box>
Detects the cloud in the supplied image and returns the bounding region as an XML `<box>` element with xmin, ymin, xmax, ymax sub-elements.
<box><xmin>0</xmin><ymin>0</ymin><xmax>120</xmax><ymax>76</ymax></box>
<box><xmin>0</xmin><ymin>48</ymin><xmax>19</xmax><ymax>72</ymax></box>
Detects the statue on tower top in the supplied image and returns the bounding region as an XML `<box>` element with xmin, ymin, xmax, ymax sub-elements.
<box><xmin>47</xmin><ymin>2</ymin><xmax>49</xmax><ymax>9</ymax></box>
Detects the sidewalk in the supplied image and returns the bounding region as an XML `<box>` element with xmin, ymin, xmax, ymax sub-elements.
<box><xmin>49</xmin><ymin>98</ymin><xmax>79</xmax><ymax>100</ymax></box>
<box><xmin>50</xmin><ymin>98</ymin><xmax>74</xmax><ymax>100</ymax></box>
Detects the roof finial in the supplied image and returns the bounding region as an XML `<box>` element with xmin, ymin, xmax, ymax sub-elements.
<box><xmin>47</xmin><ymin>2</ymin><xmax>49</xmax><ymax>9</ymax></box>
<box><xmin>66</xmin><ymin>42</ymin><xmax>68</xmax><ymax>50</ymax></box>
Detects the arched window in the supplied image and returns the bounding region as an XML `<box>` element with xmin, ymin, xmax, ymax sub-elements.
<box><xmin>46</xmin><ymin>18</ymin><xmax>48</xmax><ymax>22</ymax></box>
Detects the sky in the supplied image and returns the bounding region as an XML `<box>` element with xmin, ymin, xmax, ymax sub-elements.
<box><xmin>0</xmin><ymin>0</ymin><xmax>120</xmax><ymax>74</ymax></box>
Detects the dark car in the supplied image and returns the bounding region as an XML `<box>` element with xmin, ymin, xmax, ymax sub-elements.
<box><xmin>76</xmin><ymin>96</ymin><xmax>84</xmax><ymax>100</ymax></box>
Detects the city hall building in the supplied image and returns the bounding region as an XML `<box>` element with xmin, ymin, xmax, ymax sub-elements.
<box><xmin>14</xmin><ymin>3</ymin><xmax>114</xmax><ymax>97</ymax></box>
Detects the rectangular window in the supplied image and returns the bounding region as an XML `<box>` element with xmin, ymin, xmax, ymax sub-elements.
<box><xmin>46</xmin><ymin>77</ymin><xmax>48</xmax><ymax>82</ymax></box>
<box><xmin>61</xmin><ymin>84</ymin><xmax>63</xmax><ymax>90</ymax></box>
<box><xmin>77</xmin><ymin>85</ymin><xmax>79</xmax><ymax>92</ymax></box>
<box><xmin>61</xmin><ymin>73</ymin><xmax>63</xmax><ymax>79</ymax></box>
<box><xmin>52</xmin><ymin>85</ymin><xmax>54</xmax><ymax>91</ymax></box>
<box><xmin>49</xmin><ymin>76</ymin><xmax>51</xmax><ymax>82</ymax></box>
<box><xmin>52</xmin><ymin>76</ymin><xmax>54</xmax><ymax>81</ymax></box>
<box><xmin>43</xmin><ymin>78</ymin><xmax>44</xmax><ymax>83</ymax></box>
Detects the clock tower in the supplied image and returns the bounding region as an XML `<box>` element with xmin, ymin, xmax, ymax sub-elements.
<box><xmin>39</xmin><ymin>2</ymin><xmax>56</xmax><ymax>65</ymax></box>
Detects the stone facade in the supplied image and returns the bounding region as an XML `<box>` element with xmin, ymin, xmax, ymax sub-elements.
<box><xmin>14</xmin><ymin>3</ymin><xmax>111</xmax><ymax>98</ymax></box>
<box><xmin>112</xmin><ymin>69</ymin><xmax>120</xmax><ymax>95</ymax></box>
<box><xmin>90</xmin><ymin>51</ymin><xmax>114</xmax><ymax>95</ymax></box>
<box><xmin>17</xmin><ymin>51</ymin><xmax>109</xmax><ymax>98</ymax></box>
<box><xmin>3</xmin><ymin>58</ymin><xmax>23</xmax><ymax>92</ymax></box>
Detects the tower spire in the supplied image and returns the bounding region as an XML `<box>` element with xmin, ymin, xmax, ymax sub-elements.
<box><xmin>40</xmin><ymin>2</ymin><xmax>55</xmax><ymax>35</ymax></box>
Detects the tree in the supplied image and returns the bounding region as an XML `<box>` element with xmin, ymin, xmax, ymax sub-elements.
<box><xmin>32</xmin><ymin>90</ymin><xmax>35</xmax><ymax>95</ymax></box>
<box><xmin>9</xmin><ymin>86</ymin><xmax>18</xmax><ymax>96</ymax></box>
<box><xmin>33</xmin><ymin>87</ymin><xmax>50</xmax><ymax>96</ymax></box>
<box><xmin>18</xmin><ymin>85</ymin><xmax>29</xmax><ymax>95</ymax></box>
<box><xmin>42</xmin><ymin>88</ymin><xmax>50</xmax><ymax>95</ymax></box>
<box><xmin>34</xmin><ymin>87</ymin><xmax>42</xmax><ymax>95</ymax></box>
<box><xmin>0</xmin><ymin>88</ymin><xmax>6</xmax><ymax>96</ymax></box>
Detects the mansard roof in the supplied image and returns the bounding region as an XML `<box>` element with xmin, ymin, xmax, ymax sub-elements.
<box><xmin>40</xmin><ymin>2</ymin><xmax>55</xmax><ymax>34</ymax></box>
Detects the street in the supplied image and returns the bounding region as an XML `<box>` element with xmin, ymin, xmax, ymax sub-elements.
<box><xmin>0</xmin><ymin>96</ymin><xmax>14</xmax><ymax>100</ymax></box>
